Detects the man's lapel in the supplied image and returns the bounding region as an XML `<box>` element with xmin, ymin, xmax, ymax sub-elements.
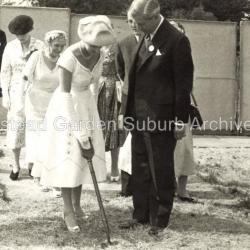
<box><xmin>151</xmin><ymin>19</ymin><xmax>171</xmax><ymax>49</ymax></box>
<box><xmin>136</xmin><ymin>19</ymin><xmax>169</xmax><ymax>72</ymax></box>
<box><xmin>136</xmin><ymin>35</ymin><xmax>155</xmax><ymax>71</ymax></box>
<box><xmin>128</xmin><ymin>35</ymin><xmax>144</xmax><ymax>85</ymax></box>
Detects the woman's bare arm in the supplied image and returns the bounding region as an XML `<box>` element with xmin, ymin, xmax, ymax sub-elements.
<box><xmin>58</xmin><ymin>66</ymin><xmax>72</xmax><ymax>93</ymax></box>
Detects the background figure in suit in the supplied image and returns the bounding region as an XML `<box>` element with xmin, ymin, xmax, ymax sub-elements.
<box><xmin>0</xmin><ymin>29</ymin><xmax>7</xmax><ymax>97</ymax></box>
<box><xmin>116</xmin><ymin>9</ymin><xmax>142</xmax><ymax>197</ymax></box>
<box><xmin>119</xmin><ymin>0</ymin><xmax>194</xmax><ymax>235</ymax></box>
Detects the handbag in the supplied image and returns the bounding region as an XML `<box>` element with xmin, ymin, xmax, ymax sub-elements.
<box><xmin>189</xmin><ymin>93</ymin><xmax>203</xmax><ymax>129</ymax></box>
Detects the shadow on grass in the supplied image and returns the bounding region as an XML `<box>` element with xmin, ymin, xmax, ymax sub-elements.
<box><xmin>189</xmin><ymin>189</ymin><xmax>234</xmax><ymax>200</ymax></box>
<box><xmin>0</xmin><ymin>183</ymin><xmax>11</xmax><ymax>202</ymax></box>
<box><xmin>0</xmin><ymin>208</ymin><xmax>135</xmax><ymax>249</ymax></box>
<box><xmin>0</xmin><ymin>168</ymin><xmax>10</xmax><ymax>174</ymax></box>
<box><xmin>0</xmin><ymin>198</ymin><xmax>250</xmax><ymax>249</ymax></box>
<box><xmin>211</xmin><ymin>198</ymin><xmax>250</xmax><ymax>210</ymax></box>
<box><xmin>170</xmin><ymin>211</ymin><xmax>250</xmax><ymax>234</ymax></box>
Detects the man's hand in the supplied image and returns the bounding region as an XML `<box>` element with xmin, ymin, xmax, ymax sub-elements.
<box><xmin>118</xmin><ymin>114</ymin><xmax>124</xmax><ymax>130</ymax></box>
<box><xmin>174</xmin><ymin>123</ymin><xmax>187</xmax><ymax>140</ymax></box>
<box><xmin>116</xmin><ymin>80</ymin><xmax>122</xmax><ymax>103</ymax></box>
<box><xmin>78</xmin><ymin>138</ymin><xmax>94</xmax><ymax>160</ymax></box>
<box><xmin>2</xmin><ymin>96</ymin><xmax>10</xmax><ymax>110</ymax></box>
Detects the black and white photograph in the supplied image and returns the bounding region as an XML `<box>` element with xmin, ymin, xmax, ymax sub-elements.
<box><xmin>0</xmin><ymin>0</ymin><xmax>250</xmax><ymax>249</ymax></box>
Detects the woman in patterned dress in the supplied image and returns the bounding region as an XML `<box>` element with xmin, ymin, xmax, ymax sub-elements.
<box><xmin>97</xmin><ymin>45</ymin><xmax>123</xmax><ymax>181</ymax></box>
<box><xmin>1</xmin><ymin>15</ymin><xmax>43</xmax><ymax>180</ymax></box>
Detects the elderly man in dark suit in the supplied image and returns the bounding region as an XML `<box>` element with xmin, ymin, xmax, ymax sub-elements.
<box><xmin>119</xmin><ymin>0</ymin><xmax>194</xmax><ymax>235</ymax></box>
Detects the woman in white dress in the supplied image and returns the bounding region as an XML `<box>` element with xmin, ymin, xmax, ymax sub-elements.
<box><xmin>174</xmin><ymin>121</ymin><xmax>195</xmax><ymax>201</ymax></box>
<box><xmin>39</xmin><ymin>16</ymin><xmax>116</xmax><ymax>232</ymax></box>
<box><xmin>1</xmin><ymin>15</ymin><xmax>43</xmax><ymax>180</ymax></box>
<box><xmin>23</xmin><ymin>30</ymin><xmax>67</xmax><ymax>195</ymax></box>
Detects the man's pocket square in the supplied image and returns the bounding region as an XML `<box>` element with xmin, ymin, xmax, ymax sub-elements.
<box><xmin>155</xmin><ymin>49</ymin><xmax>162</xmax><ymax>56</ymax></box>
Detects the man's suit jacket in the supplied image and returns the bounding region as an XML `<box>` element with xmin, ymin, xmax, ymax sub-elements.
<box><xmin>125</xmin><ymin>19</ymin><xmax>194</xmax><ymax>127</ymax></box>
<box><xmin>116</xmin><ymin>34</ymin><xmax>140</xmax><ymax>115</ymax></box>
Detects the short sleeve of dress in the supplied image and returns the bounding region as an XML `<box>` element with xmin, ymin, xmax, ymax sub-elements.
<box><xmin>57</xmin><ymin>48</ymin><xmax>76</xmax><ymax>73</ymax></box>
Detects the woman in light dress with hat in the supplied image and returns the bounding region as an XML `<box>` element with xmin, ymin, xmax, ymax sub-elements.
<box><xmin>23</xmin><ymin>30</ymin><xmax>67</xmax><ymax>196</ymax></box>
<box><xmin>39</xmin><ymin>15</ymin><xmax>116</xmax><ymax>232</ymax></box>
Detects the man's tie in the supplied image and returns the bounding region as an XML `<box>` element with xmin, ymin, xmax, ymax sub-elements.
<box><xmin>144</xmin><ymin>34</ymin><xmax>151</xmax><ymax>50</ymax></box>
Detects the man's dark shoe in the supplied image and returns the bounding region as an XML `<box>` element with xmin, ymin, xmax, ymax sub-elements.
<box><xmin>177</xmin><ymin>195</ymin><xmax>196</xmax><ymax>203</ymax></box>
<box><xmin>117</xmin><ymin>191</ymin><xmax>132</xmax><ymax>197</ymax></box>
<box><xmin>119</xmin><ymin>219</ymin><xmax>148</xmax><ymax>229</ymax></box>
<box><xmin>148</xmin><ymin>226</ymin><xmax>165</xmax><ymax>236</ymax></box>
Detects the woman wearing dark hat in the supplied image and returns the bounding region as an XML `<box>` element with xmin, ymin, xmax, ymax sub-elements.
<box><xmin>1</xmin><ymin>15</ymin><xmax>43</xmax><ymax>181</ymax></box>
<box><xmin>39</xmin><ymin>15</ymin><xmax>116</xmax><ymax>232</ymax></box>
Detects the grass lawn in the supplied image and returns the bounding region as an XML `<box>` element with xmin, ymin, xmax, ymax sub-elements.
<box><xmin>1</xmin><ymin>136</ymin><xmax>250</xmax><ymax>249</ymax></box>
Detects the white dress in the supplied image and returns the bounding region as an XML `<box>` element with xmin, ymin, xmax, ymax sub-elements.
<box><xmin>23</xmin><ymin>51</ymin><xmax>59</xmax><ymax>172</ymax></box>
<box><xmin>0</xmin><ymin>37</ymin><xmax>44</xmax><ymax>149</ymax></box>
<box><xmin>174</xmin><ymin>122</ymin><xmax>195</xmax><ymax>177</ymax></box>
<box><xmin>118</xmin><ymin>133</ymin><xmax>132</xmax><ymax>175</ymax></box>
<box><xmin>119</xmin><ymin>125</ymin><xmax>195</xmax><ymax>177</ymax></box>
<box><xmin>39</xmin><ymin>45</ymin><xmax>106</xmax><ymax>188</ymax></box>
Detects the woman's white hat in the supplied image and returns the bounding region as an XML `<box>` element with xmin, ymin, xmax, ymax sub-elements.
<box><xmin>77</xmin><ymin>15</ymin><xmax>116</xmax><ymax>46</ymax></box>
<box><xmin>44</xmin><ymin>30</ymin><xmax>67</xmax><ymax>44</ymax></box>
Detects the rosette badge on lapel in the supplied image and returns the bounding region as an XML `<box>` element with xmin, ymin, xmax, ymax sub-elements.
<box><xmin>148</xmin><ymin>45</ymin><xmax>155</xmax><ymax>52</ymax></box>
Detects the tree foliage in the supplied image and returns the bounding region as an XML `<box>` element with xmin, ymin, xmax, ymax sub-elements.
<box><xmin>190</xmin><ymin>6</ymin><xmax>217</xmax><ymax>21</ymax></box>
<box><xmin>158</xmin><ymin>0</ymin><xmax>199</xmax><ymax>17</ymax></box>
<box><xmin>38</xmin><ymin>0</ymin><xmax>129</xmax><ymax>15</ymax></box>
<box><xmin>28</xmin><ymin>0</ymin><xmax>249</xmax><ymax>21</ymax></box>
<box><xmin>202</xmin><ymin>0</ymin><xmax>248</xmax><ymax>21</ymax></box>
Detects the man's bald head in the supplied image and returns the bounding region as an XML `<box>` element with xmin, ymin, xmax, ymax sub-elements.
<box><xmin>129</xmin><ymin>0</ymin><xmax>161</xmax><ymax>34</ymax></box>
<box><xmin>130</xmin><ymin>0</ymin><xmax>160</xmax><ymax>19</ymax></box>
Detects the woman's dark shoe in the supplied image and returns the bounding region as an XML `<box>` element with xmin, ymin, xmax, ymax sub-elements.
<box><xmin>28</xmin><ymin>169</ymin><xmax>32</xmax><ymax>177</ymax></box>
<box><xmin>9</xmin><ymin>170</ymin><xmax>19</xmax><ymax>181</ymax></box>
<box><xmin>117</xmin><ymin>191</ymin><xmax>132</xmax><ymax>197</ymax></box>
<box><xmin>119</xmin><ymin>219</ymin><xmax>148</xmax><ymax>229</ymax></box>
